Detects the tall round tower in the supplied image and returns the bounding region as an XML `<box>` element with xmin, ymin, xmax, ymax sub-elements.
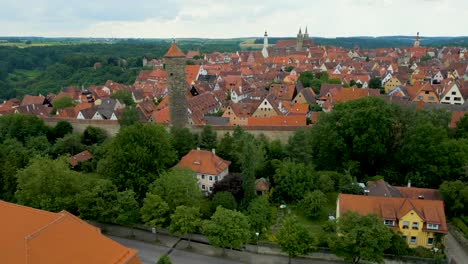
<box><xmin>163</xmin><ymin>40</ymin><xmax>188</xmax><ymax>127</ymax></box>
<box><xmin>262</xmin><ymin>30</ymin><xmax>269</xmax><ymax>58</ymax></box>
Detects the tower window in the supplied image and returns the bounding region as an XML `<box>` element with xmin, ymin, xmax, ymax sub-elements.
<box><xmin>170</xmin><ymin>73</ymin><xmax>174</xmax><ymax>76</ymax></box>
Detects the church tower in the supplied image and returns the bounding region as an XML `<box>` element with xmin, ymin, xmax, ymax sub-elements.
<box><xmin>163</xmin><ymin>40</ymin><xmax>188</xmax><ymax>127</ymax></box>
<box><xmin>262</xmin><ymin>30</ymin><xmax>269</xmax><ymax>58</ymax></box>
<box><xmin>304</xmin><ymin>26</ymin><xmax>309</xmax><ymax>40</ymax></box>
<box><xmin>297</xmin><ymin>27</ymin><xmax>303</xmax><ymax>51</ymax></box>
<box><xmin>413</xmin><ymin>32</ymin><xmax>421</xmax><ymax>47</ymax></box>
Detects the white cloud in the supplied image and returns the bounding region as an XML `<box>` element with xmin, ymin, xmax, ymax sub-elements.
<box><xmin>0</xmin><ymin>0</ymin><xmax>466</xmax><ymax>37</ymax></box>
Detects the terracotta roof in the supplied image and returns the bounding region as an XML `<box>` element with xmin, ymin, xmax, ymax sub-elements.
<box><xmin>176</xmin><ymin>149</ymin><xmax>230</xmax><ymax>175</ymax></box>
<box><xmin>394</xmin><ymin>187</ymin><xmax>442</xmax><ymax>201</ymax></box>
<box><xmin>164</xmin><ymin>43</ymin><xmax>185</xmax><ymax>58</ymax></box>
<box><xmin>69</xmin><ymin>150</ymin><xmax>94</xmax><ymax>167</ymax></box>
<box><xmin>338</xmin><ymin>194</ymin><xmax>447</xmax><ymax>233</ymax></box>
<box><xmin>21</xmin><ymin>95</ymin><xmax>45</xmax><ymax>106</ymax></box>
<box><xmin>0</xmin><ymin>200</ymin><xmax>141</xmax><ymax>264</ymax></box>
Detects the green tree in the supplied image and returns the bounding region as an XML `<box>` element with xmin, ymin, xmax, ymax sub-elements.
<box><xmin>15</xmin><ymin>156</ymin><xmax>82</xmax><ymax>212</ymax></box>
<box><xmin>454</xmin><ymin>114</ymin><xmax>468</xmax><ymax>139</ymax></box>
<box><xmin>76</xmin><ymin>178</ymin><xmax>119</xmax><ymax>223</ymax></box>
<box><xmin>211</xmin><ymin>191</ymin><xmax>237</xmax><ymax>211</ymax></box>
<box><xmin>301</xmin><ymin>190</ymin><xmax>328</xmax><ymax>218</ymax></box>
<box><xmin>273</xmin><ymin>161</ymin><xmax>314</xmax><ymax>203</ymax></box>
<box><xmin>51</xmin><ymin>97</ymin><xmax>75</xmax><ymax>114</ymax></box>
<box><xmin>169</xmin><ymin>206</ymin><xmax>201</xmax><ymax>246</ymax></box>
<box><xmin>199</xmin><ymin>125</ymin><xmax>217</xmax><ymax>150</ymax></box>
<box><xmin>298</xmin><ymin>71</ymin><xmax>314</xmax><ymax>88</ymax></box>
<box><xmin>140</xmin><ymin>193</ymin><xmax>170</xmax><ymax>230</ymax></box>
<box><xmin>114</xmin><ymin>189</ymin><xmax>140</xmax><ymax>228</ymax></box>
<box><xmin>97</xmin><ymin>123</ymin><xmax>177</xmax><ymax>202</ymax></box>
<box><xmin>278</xmin><ymin>215</ymin><xmax>315</xmax><ymax>264</ymax></box>
<box><xmin>112</xmin><ymin>90</ymin><xmax>135</xmax><ymax>106</ymax></box>
<box><xmin>0</xmin><ymin>114</ymin><xmax>48</xmax><ymax>143</ymax></box>
<box><xmin>247</xmin><ymin>196</ymin><xmax>272</xmax><ymax>233</ymax></box>
<box><xmin>52</xmin><ymin>120</ymin><xmax>73</xmax><ymax>139</ymax></box>
<box><xmin>150</xmin><ymin>168</ymin><xmax>202</xmax><ymax>211</ymax></box>
<box><xmin>81</xmin><ymin>126</ymin><xmax>108</xmax><ymax>145</ymax></box>
<box><xmin>329</xmin><ymin>212</ymin><xmax>393</xmax><ymax>264</ymax></box>
<box><xmin>119</xmin><ymin>106</ymin><xmax>139</xmax><ymax>127</ymax></box>
<box><xmin>240</xmin><ymin>139</ymin><xmax>259</xmax><ymax>206</ymax></box>
<box><xmin>170</xmin><ymin>127</ymin><xmax>197</xmax><ymax>159</ymax></box>
<box><xmin>203</xmin><ymin>206</ymin><xmax>251</xmax><ymax>254</ymax></box>
<box><xmin>52</xmin><ymin>133</ymin><xmax>85</xmax><ymax>157</ymax></box>
<box><xmin>310</xmin><ymin>79</ymin><xmax>323</xmax><ymax>94</ymax></box>
<box><xmin>439</xmin><ymin>180</ymin><xmax>468</xmax><ymax>217</ymax></box>
<box><xmin>385</xmin><ymin>230</ymin><xmax>410</xmax><ymax>258</ymax></box>
<box><xmin>286</xmin><ymin>128</ymin><xmax>312</xmax><ymax>163</ymax></box>
<box><xmin>156</xmin><ymin>255</ymin><xmax>172</xmax><ymax>264</ymax></box>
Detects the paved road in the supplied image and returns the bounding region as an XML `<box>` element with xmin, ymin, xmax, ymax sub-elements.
<box><xmin>110</xmin><ymin>235</ymin><xmax>341</xmax><ymax>264</ymax></box>
<box><xmin>445</xmin><ymin>232</ymin><xmax>468</xmax><ymax>264</ymax></box>
<box><xmin>109</xmin><ymin>236</ymin><xmax>241</xmax><ymax>264</ymax></box>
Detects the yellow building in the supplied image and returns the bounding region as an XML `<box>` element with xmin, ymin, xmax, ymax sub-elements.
<box><xmin>384</xmin><ymin>77</ymin><xmax>402</xmax><ymax>94</ymax></box>
<box><xmin>337</xmin><ymin>194</ymin><xmax>447</xmax><ymax>249</ymax></box>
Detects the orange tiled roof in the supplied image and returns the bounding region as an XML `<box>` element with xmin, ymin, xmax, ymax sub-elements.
<box><xmin>164</xmin><ymin>43</ymin><xmax>185</xmax><ymax>58</ymax></box>
<box><xmin>69</xmin><ymin>150</ymin><xmax>94</xmax><ymax>167</ymax></box>
<box><xmin>176</xmin><ymin>149</ymin><xmax>230</xmax><ymax>175</ymax></box>
<box><xmin>21</xmin><ymin>95</ymin><xmax>45</xmax><ymax>106</ymax></box>
<box><xmin>0</xmin><ymin>200</ymin><xmax>141</xmax><ymax>264</ymax></box>
<box><xmin>338</xmin><ymin>194</ymin><xmax>447</xmax><ymax>233</ymax></box>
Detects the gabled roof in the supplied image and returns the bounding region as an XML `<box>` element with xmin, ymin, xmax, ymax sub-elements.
<box><xmin>69</xmin><ymin>150</ymin><xmax>94</xmax><ymax>167</ymax></box>
<box><xmin>164</xmin><ymin>43</ymin><xmax>186</xmax><ymax>58</ymax></box>
<box><xmin>176</xmin><ymin>149</ymin><xmax>230</xmax><ymax>175</ymax></box>
<box><xmin>338</xmin><ymin>194</ymin><xmax>447</xmax><ymax>233</ymax></box>
<box><xmin>0</xmin><ymin>200</ymin><xmax>141</xmax><ymax>264</ymax></box>
<box><xmin>21</xmin><ymin>95</ymin><xmax>45</xmax><ymax>106</ymax></box>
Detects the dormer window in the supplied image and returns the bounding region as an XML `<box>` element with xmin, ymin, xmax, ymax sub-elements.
<box><xmin>427</xmin><ymin>224</ymin><xmax>439</xmax><ymax>230</ymax></box>
<box><xmin>384</xmin><ymin>220</ymin><xmax>395</xmax><ymax>226</ymax></box>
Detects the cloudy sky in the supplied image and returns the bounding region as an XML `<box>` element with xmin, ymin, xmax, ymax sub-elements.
<box><xmin>0</xmin><ymin>0</ymin><xmax>466</xmax><ymax>38</ymax></box>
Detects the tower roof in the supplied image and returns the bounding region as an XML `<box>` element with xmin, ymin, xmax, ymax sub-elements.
<box><xmin>164</xmin><ymin>41</ymin><xmax>185</xmax><ymax>58</ymax></box>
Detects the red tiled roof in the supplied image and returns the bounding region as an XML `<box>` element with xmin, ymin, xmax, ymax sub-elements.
<box><xmin>164</xmin><ymin>43</ymin><xmax>185</xmax><ymax>58</ymax></box>
<box><xmin>176</xmin><ymin>149</ymin><xmax>230</xmax><ymax>175</ymax></box>
<box><xmin>69</xmin><ymin>150</ymin><xmax>94</xmax><ymax>167</ymax></box>
<box><xmin>0</xmin><ymin>200</ymin><xmax>141</xmax><ymax>264</ymax></box>
<box><xmin>21</xmin><ymin>95</ymin><xmax>45</xmax><ymax>106</ymax></box>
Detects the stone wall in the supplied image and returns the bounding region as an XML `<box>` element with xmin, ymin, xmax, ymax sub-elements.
<box><xmin>42</xmin><ymin>118</ymin><xmax>304</xmax><ymax>143</ymax></box>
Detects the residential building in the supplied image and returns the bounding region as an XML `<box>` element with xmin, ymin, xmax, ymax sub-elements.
<box><xmin>337</xmin><ymin>193</ymin><xmax>447</xmax><ymax>249</ymax></box>
<box><xmin>176</xmin><ymin>149</ymin><xmax>231</xmax><ymax>192</ymax></box>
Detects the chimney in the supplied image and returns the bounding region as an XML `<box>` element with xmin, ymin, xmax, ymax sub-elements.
<box><xmin>212</xmin><ymin>149</ymin><xmax>216</xmax><ymax>155</ymax></box>
<box><xmin>407</xmin><ymin>180</ymin><xmax>411</xmax><ymax>188</ymax></box>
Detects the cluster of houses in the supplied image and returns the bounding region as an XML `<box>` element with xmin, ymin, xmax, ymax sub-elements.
<box><xmin>0</xmin><ymin>31</ymin><xmax>467</xmax><ymax>129</ymax></box>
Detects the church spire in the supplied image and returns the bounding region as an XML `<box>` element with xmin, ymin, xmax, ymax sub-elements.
<box><xmin>304</xmin><ymin>25</ymin><xmax>309</xmax><ymax>39</ymax></box>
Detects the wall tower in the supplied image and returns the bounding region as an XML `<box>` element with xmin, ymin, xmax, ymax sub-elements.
<box><xmin>262</xmin><ymin>30</ymin><xmax>269</xmax><ymax>58</ymax></box>
<box><xmin>163</xmin><ymin>40</ymin><xmax>188</xmax><ymax>127</ymax></box>
<box><xmin>414</xmin><ymin>32</ymin><xmax>421</xmax><ymax>47</ymax></box>
<box><xmin>296</xmin><ymin>27</ymin><xmax>303</xmax><ymax>51</ymax></box>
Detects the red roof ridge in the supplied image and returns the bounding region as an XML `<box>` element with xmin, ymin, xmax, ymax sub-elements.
<box><xmin>164</xmin><ymin>43</ymin><xmax>185</xmax><ymax>58</ymax></box>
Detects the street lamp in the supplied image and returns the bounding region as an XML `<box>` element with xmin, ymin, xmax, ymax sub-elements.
<box><xmin>255</xmin><ymin>232</ymin><xmax>260</xmax><ymax>253</ymax></box>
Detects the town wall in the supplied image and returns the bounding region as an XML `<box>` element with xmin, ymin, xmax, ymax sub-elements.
<box><xmin>42</xmin><ymin>118</ymin><xmax>305</xmax><ymax>142</ymax></box>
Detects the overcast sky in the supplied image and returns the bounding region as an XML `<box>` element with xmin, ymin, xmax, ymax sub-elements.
<box><xmin>0</xmin><ymin>0</ymin><xmax>466</xmax><ymax>38</ymax></box>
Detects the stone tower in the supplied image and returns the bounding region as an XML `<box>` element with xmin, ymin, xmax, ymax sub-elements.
<box><xmin>413</xmin><ymin>32</ymin><xmax>420</xmax><ymax>47</ymax></box>
<box><xmin>164</xmin><ymin>40</ymin><xmax>188</xmax><ymax>127</ymax></box>
<box><xmin>304</xmin><ymin>26</ymin><xmax>309</xmax><ymax>40</ymax></box>
<box><xmin>296</xmin><ymin>27</ymin><xmax>303</xmax><ymax>51</ymax></box>
<box><xmin>262</xmin><ymin>30</ymin><xmax>269</xmax><ymax>58</ymax></box>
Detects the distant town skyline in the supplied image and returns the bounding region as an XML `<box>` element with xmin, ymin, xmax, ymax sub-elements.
<box><xmin>1</xmin><ymin>0</ymin><xmax>467</xmax><ymax>38</ymax></box>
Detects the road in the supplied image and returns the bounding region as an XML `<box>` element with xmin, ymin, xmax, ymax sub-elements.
<box><xmin>445</xmin><ymin>232</ymin><xmax>468</xmax><ymax>264</ymax></box>
<box><xmin>109</xmin><ymin>236</ymin><xmax>340</xmax><ymax>264</ymax></box>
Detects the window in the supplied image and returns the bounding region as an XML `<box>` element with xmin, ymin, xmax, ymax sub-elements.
<box><xmin>412</xmin><ymin>222</ymin><xmax>419</xmax><ymax>230</ymax></box>
<box><xmin>445</xmin><ymin>96</ymin><xmax>450</xmax><ymax>100</ymax></box>
<box><xmin>402</xmin><ymin>236</ymin><xmax>407</xmax><ymax>242</ymax></box>
<box><xmin>209</xmin><ymin>187</ymin><xmax>213</xmax><ymax>191</ymax></box>
<box><xmin>202</xmin><ymin>185</ymin><xmax>205</xmax><ymax>190</ymax></box>
<box><xmin>427</xmin><ymin>238</ymin><xmax>434</xmax><ymax>246</ymax></box>
<box><xmin>402</xmin><ymin>221</ymin><xmax>409</xmax><ymax>229</ymax></box>
<box><xmin>201</xmin><ymin>175</ymin><xmax>205</xmax><ymax>180</ymax></box>
<box><xmin>417</xmin><ymin>96</ymin><xmax>423</xmax><ymax>100</ymax></box>
<box><xmin>454</xmin><ymin>97</ymin><xmax>461</xmax><ymax>101</ymax></box>
<box><xmin>428</xmin><ymin>96</ymin><xmax>435</xmax><ymax>100</ymax></box>
<box><xmin>410</xmin><ymin>236</ymin><xmax>417</xmax><ymax>244</ymax></box>
<box><xmin>215</xmin><ymin>176</ymin><xmax>218</xmax><ymax>181</ymax></box>
<box><xmin>427</xmin><ymin>224</ymin><xmax>439</xmax><ymax>230</ymax></box>
<box><xmin>425</xmin><ymin>91</ymin><xmax>429</xmax><ymax>94</ymax></box>
<box><xmin>452</xmin><ymin>91</ymin><xmax>456</xmax><ymax>95</ymax></box>
<box><xmin>384</xmin><ymin>220</ymin><xmax>395</xmax><ymax>226</ymax></box>
<box><xmin>209</xmin><ymin>176</ymin><xmax>213</xmax><ymax>181</ymax></box>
